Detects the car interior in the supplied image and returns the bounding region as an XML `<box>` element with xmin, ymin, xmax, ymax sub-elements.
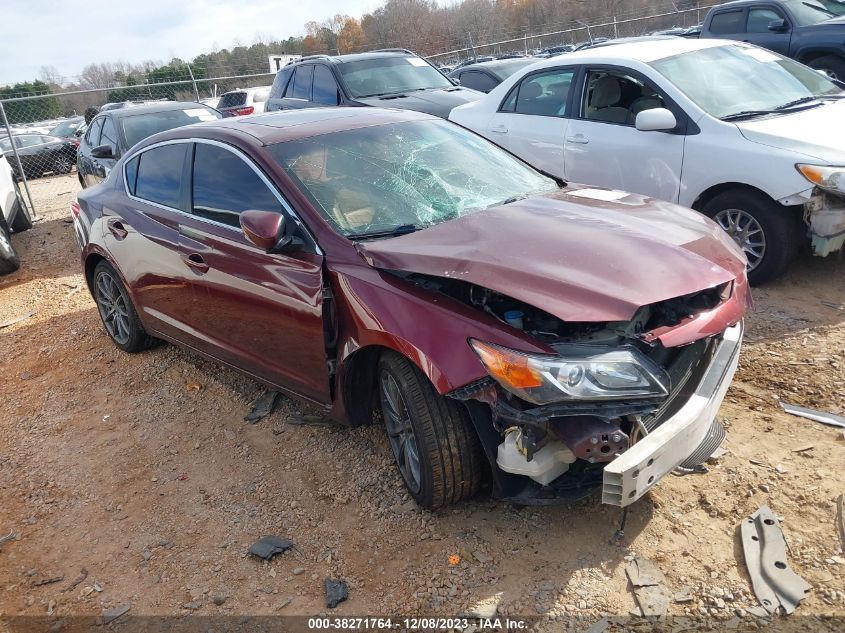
<box><xmin>584</xmin><ymin>71</ymin><xmax>666</xmax><ymax>124</ymax></box>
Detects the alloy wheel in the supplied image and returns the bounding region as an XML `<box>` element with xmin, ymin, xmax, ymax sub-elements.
<box><xmin>95</xmin><ymin>271</ymin><xmax>131</xmax><ymax>345</ymax></box>
<box><xmin>54</xmin><ymin>157</ymin><xmax>71</xmax><ymax>174</ymax></box>
<box><xmin>713</xmin><ymin>208</ymin><xmax>766</xmax><ymax>272</ymax></box>
<box><xmin>0</xmin><ymin>230</ymin><xmax>13</xmax><ymax>259</ymax></box>
<box><xmin>380</xmin><ymin>371</ymin><xmax>422</xmax><ymax>494</ymax></box>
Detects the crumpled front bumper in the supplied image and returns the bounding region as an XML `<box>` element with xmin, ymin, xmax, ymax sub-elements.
<box><xmin>602</xmin><ymin>321</ymin><xmax>742</xmax><ymax>507</ymax></box>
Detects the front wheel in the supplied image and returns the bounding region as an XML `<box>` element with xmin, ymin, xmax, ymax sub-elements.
<box><xmin>702</xmin><ymin>189</ymin><xmax>800</xmax><ymax>285</ymax></box>
<box><xmin>0</xmin><ymin>216</ymin><xmax>20</xmax><ymax>275</ymax></box>
<box><xmin>808</xmin><ymin>55</ymin><xmax>845</xmax><ymax>81</ymax></box>
<box><xmin>10</xmin><ymin>182</ymin><xmax>33</xmax><ymax>232</ymax></box>
<box><xmin>92</xmin><ymin>261</ymin><xmax>154</xmax><ymax>352</ymax></box>
<box><xmin>378</xmin><ymin>352</ymin><xmax>484</xmax><ymax>508</ymax></box>
<box><xmin>53</xmin><ymin>155</ymin><xmax>73</xmax><ymax>174</ymax></box>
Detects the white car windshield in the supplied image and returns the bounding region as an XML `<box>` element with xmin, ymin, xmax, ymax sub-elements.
<box><xmin>651</xmin><ymin>44</ymin><xmax>843</xmax><ymax>119</ymax></box>
<box><xmin>269</xmin><ymin>119</ymin><xmax>558</xmax><ymax>239</ymax></box>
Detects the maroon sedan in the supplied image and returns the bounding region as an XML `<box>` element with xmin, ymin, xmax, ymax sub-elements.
<box><xmin>72</xmin><ymin>108</ymin><xmax>750</xmax><ymax>509</ymax></box>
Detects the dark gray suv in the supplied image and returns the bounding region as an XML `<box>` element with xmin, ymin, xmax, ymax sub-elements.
<box><xmin>266</xmin><ymin>49</ymin><xmax>482</xmax><ymax>118</ymax></box>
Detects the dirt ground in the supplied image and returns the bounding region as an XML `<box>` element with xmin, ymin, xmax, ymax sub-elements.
<box><xmin>1</xmin><ymin>174</ymin><xmax>843</xmax><ymax>630</ymax></box>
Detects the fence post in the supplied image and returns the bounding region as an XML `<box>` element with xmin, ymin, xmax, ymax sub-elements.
<box><xmin>613</xmin><ymin>16</ymin><xmax>618</xmax><ymax>38</ymax></box>
<box><xmin>185</xmin><ymin>63</ymin><xmax>200</xmax><ymax>102</ymax></box>
<box><xmin>0</xmin><ymin>101</ymin><xmax>36</xmax><ymax>220</ymax></box>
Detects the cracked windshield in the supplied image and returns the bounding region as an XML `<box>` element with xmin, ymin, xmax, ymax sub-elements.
<box><xmin>269</xmin><ymin>119</ymin><xmax>558</xmax><ymax>239</ymax></box>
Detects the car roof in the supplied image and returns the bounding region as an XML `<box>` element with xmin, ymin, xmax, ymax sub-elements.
<box><xmin>151</xmin><ymin>107</ymin><xmax>437</xmax><ymax>146</ymax></box>
<box><xmin>104</xmin><ymin>101</ymin><xmax>215</xmax><ymax>118</ymax></box>
<box><xmin>294</xmin><ymin>50</ymin><xmax>420</xmax><ymax>65</ymax></box>
<box><xmin>530</xmin><ymin>36</ymin><xmax>734</xmax><ymax>66</ymax></box>
<box><xmin>456</xmin><ymin>58</ymin><xmax>538</xmax><ymax>75</ymax></box>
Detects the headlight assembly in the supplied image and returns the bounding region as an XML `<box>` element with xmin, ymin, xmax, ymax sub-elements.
<box><xmin>796</xmin><ymin>164</ymin><xmax>845</xmax><ymax>196</ymax></box>
<box><xmin>469</xmin><ymin>339</ymin><xmax>670</xmax><ymax>405</ymax></box>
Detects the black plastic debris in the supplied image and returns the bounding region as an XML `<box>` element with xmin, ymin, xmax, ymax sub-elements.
<box><xmin>248</xmin><ymin>535</ymin><xmax>293</xmax><ymax>561</ymax></box>
<box><xmin>325</xmin><ymin>578</ymin><xmax>348</xmax><ymax>609</ymax></box>
<box><xmin>101</xmin><ymin>604</ymin><xmax>130</xmax><ymax>625</ymax></box>
<box><xmin>244</xmin><ymin>390</ymin><xmax>280</xmax><ymax>424</ymax></box>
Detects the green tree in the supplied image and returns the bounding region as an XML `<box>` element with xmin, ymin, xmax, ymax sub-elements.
<box><xmin>0</xmin><ymin>81</ymin><xmax>62</xmax><ymax>123</ymax></box>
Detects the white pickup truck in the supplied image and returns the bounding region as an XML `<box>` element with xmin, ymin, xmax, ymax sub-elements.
<box><xmin>0</xmin><ymin>153</ymin><xmax>32</xmax><ymax>274</ymax></box>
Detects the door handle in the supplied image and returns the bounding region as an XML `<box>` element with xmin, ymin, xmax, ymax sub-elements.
<box><xmin>182</xmin><ymin>253</ymin><xmax>209</xmax><ymax>274</ymax></box>
<box><xmin>489</xmin><ymin>124</ymin><xmax>508</xmax><ymax>134</ymax></box>
<box><xmin>107</xmin><ymin>218</ymin><xmax>128</xmax><ymax>240</ymax></box>
<box><xmin>566</xmin><ymin>135</ymin><xmax>589</xmax><ymax>145</ymax></box>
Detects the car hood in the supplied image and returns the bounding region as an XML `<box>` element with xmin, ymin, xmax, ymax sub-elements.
<box><xmin>736</xmin><ymin>100</ymin><xmax>845</xmax><ymax>163</ymax></box>
<box><xmin>356</xmin><ymin>87</ymin><xmax>483</xmax><ymax>118</ymax></box>
<box><xmin>356</xmin><ymin>187</ymin><xmax>746</xmax><ymax>324</ymax></box>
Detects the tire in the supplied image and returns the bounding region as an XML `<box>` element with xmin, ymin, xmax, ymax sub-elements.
<box><xmin>0</xmin><ymin>215</ymin><xmax>20</xmax><ymax>275</ymax></box>
<box><xmin>9</xmin><ymin>183</ymin><xmax>32</xmax><ymax>233</ymax></box>
<box><xmin>808</xmin><ymin>55</ymin><xmax>845</xmax><ymax>81</ymax></box>
<box><xmin>53</xmin><ymin>155</ymin><xmax>73</xmax><ymax>174</ymax></box>
<box><xmin>92</xmin><ymin>260</ymin><xmax>154</xmax><ymax>352</ymax></box>
<box><xmin>378</xmin><ymin>351</ymin><xmax>484</xmax><ymax>508</ymax></box>
<box><xmin>702</xmin><ymin>189</ymin><xmax>800</xmax><ymax>285</ymax></box>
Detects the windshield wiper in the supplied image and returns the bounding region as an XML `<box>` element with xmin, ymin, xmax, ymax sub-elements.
<box><xmin>348</xmin><ymin>224</ymin><xmax>418</xmax><ymax>241</ymax></box>
<box><xmin>775</xmin><ymin>96</ymin><xmax>823</xmax><ymax>110</ymax></box>
<box><xmin>721</xmin><ymin>110</ymin><xmax>781</xmax><ymax>121</ymax></box>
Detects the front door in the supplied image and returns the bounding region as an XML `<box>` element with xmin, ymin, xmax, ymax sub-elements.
<box><xmin>743</xmin><ymin>5</ymin><xmax>792</xmax><ymax>55</ymax></box>
<box><xmin>178</xmin><ymin>140</ymin><xmax>330</xmax><ymax>403</ymax></box>
<box><xmin>563</xmin><ymin>68</ymin><xmax>685</xmax><ymax>203</ymax></box>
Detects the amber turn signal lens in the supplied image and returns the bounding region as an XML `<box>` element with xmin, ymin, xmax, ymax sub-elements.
<box><xmin>470</xmin><ymin>340</ymin><xmax>543</xmax><ymax>389</ymax></box>
<box><xmin>797</xmin><ymin>164</ymin><xmax>824</xmax><ymax>184</ymax></box>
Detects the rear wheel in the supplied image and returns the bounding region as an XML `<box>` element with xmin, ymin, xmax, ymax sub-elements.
<box><xmin>0</xmin><ymin>216</ymin><xmax>20</xmax><ymax>275</ymax></box>
<box><xmin>53</xmin><ymin>155</ymin><xmax>73</xmax><ymax>174</ymax></box>
<box><xmin>92</xmin><ymin>260</ymin><xmax>153</xmax><ymax>352</ymax></box>
<box><xmin>10</xmin><ymin>183</ymin><xmax>32</xmax><ymax>232</ymax></box>
<box><xmin>702</xmin><ymin>189</ymin><xmax>800</xmax><ymax>285</ymax></box>
<box><xmin>378</xmin><ymin>351</ymin><xmax>484</xmax><ymax>508</ymax></box>
<box><xmin>808</xmin><ymin>55</ymin><xmax>845</xmax><ymax>81</ymax></box>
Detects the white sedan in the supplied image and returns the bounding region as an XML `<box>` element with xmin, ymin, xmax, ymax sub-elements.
<box><xmin>450</xmin><ymin>37</ymin><xmax>845</xmax><ymax>284</ymax></box>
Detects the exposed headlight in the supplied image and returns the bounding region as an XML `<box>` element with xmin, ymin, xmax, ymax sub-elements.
<box><xmin>469</xmin><ymin>340</ymin><xmax>670</xmax><ymax>405</ymax></box>
<box><xmin>796</xmin><ymin>164</ymin><xmax>845</xmax><ymax>196</ymax></box>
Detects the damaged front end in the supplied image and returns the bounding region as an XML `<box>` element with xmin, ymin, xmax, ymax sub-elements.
<box><xmin>412</xmin><ymin>274</ymin><xmax>746</xmax><ymax>507</ymax></box>
<box><xmin>803</xmin><ymin>190</ymin><xmax>845</xmax><ymax>257</ymax></box>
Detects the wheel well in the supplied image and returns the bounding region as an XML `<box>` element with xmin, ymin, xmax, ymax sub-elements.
<box><xmin>797</xmin><ymin>50</ymin><xmax>841</xmax><ymax>66</ymax></box>
<box><xmin>692</xmin><ymin>182</ymin><xmax>775</xmax><ymax>212</ymax></box>
<box><xmin>84</xmin><ymin>253</ymin><xmax>106</xmax><ymax>295</ymax></box>
<box><xmin>341</xmin><ymin>345</ymin><xmax>389</xmax><ymax>427</ymax></box>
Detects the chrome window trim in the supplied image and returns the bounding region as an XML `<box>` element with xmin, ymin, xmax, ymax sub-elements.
<box><xmin>122</xmin><ymin>137</ymin><xmax>321</xmax><ymax>254</ymax></box>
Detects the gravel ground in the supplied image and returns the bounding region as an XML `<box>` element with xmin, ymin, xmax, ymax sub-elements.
<box><xmin>1</xmin><ymin>174</ymin><xmax>843</xmax><ymax>630</ymax></box>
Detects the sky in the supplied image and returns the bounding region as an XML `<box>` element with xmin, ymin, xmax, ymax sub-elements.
<box><xmin>0</xmin><ymin>0</ymin><xmax>377</xmax><ymax>86</ymax></box>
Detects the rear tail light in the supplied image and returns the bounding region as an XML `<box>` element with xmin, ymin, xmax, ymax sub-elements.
<box><xmin>70</xmin><ymin>200</ymin><xmax>81</xmax><ymax>219</ymax></box>
<box><xmin>233</xmin><ymin>106</ymin><xmax>254</xmax><ymax>116</ymax></box>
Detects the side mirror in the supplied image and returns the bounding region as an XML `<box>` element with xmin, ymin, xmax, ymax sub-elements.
<box><xmin>449</xmin><ymin>77</ymin><xmax>460</xmax><ymax>86</ymax></box>
<box><xmin>635</xmin><ymin>107</ymin><xmax>677</xmax><ymax>132</ymax></box>
<box><xmin>768</xmin><ymin>18</ymin><xmax>787</xmax><ymax>32</ymax></box>
<box><xmin>91</xmin><ymin>144</ymin><xmax>114</xmax><ymax>159</ymax></box>
<box><xmin>240</xmin><ymin>210</ymin><xmax>301</xmax><ymax>253</ymax></box>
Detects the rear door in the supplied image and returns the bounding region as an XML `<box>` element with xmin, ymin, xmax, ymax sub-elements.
<box><xmin>483</xmin><ymin>67</ymin><xmax>577</xmax><ymax>178</ymax></box>
<box><xmin>177</xmin><ymin>140</ymin><xmax>329</xmax><ymax>402</ymax></box>
<box><xmin>105</xmin><ymin>142</ymin><xmax>196</xmax><ymax>344</ymax></box>
<box><xmin>275</xmin><ymin>65</ymin><xmax>315</xmax><ymax>110</ymax></box>
<box><xmin>743</xmin><ymin>5</ymin><xmax>792</xmax><ymax>54</ymax></box>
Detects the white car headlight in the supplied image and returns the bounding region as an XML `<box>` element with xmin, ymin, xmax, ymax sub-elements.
<box><xmin>469</xmin><ymin>340</ymin><xmax>670</xmax><ymax>405</ymax></box>
<box><xmin>796</xmin><ymin>164</ymin><xmax>845</xmax><ymax>196</ymax></box>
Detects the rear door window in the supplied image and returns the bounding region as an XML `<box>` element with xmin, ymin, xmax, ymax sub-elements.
<box><xmin>458</xmin><ymin>70</ymin><xmax>498</xmax><ymax>92</ymax></box>
<box><xmin>292</xmin><ymin>65</ymin><xmax>314</xmax><ymax>100</ymax></box>
<box><xmin>134</xmin><ymin>144</ymin><xmax>187</xmax><ymax>209</ymax></box>
<box><xmin>191</xmin><ymin>143</ymin><xmax>281</xmax><ymax>227</ymax></box>
<box><xmin>312</xmin><ymin>66</ymin><xmax>340</xmax><ymax>105</ymax></box>
<box><xmin>709</xmin><ymin>9</ymin><xmax>746</xmax><ymax>33</ymax></box>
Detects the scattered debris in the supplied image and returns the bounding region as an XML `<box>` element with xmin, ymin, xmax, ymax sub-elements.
<box><xmin>325</xmin><ymin>578</ymin><xmax>349</xmax><ymax>609</ymax></box>
<box><xmin>791</xmin><ymin>444</ymin><xmax>814</xmax><ymax>453</ymax></box>
<box><xmin>779</xmin><ymin>402</ymin><xmax>845</xmax><ymax>429</ymax></box>
<box><xmin>740</xmin><ymin>505</ymin><xmax>811</xmax><ymax>614</ymax></box>
<box><xmin>0</xmin><ymin>310</ymin><xmax>35</xmax><ymax>329</ymax></box>
<box><xmin>32</xmin><ymin>575</ymin><xmax>64</xmax><ymax>587</ymax></box>
<box><xmin>673</xmin><ymin>588</ymin><xmax>694</xmax><ymax>603</ymax></box>
<box><xmin>625</xmin><ymin>554</ymin><xmax>671</xmax><ymax>616</ymax></box>
<box><xmin>584</xmin><ymin>617</ymin><xmax>609</xmax><ymax>633</ymax></box>
<box><xmin>820</xmin><ymin>300</ymin><xmax>843</xmax><ymax>310</ymax></box>
<box><xmin>186</xmin><ymin>382</ymin><xmax>202</xmax><ymax>392</ymax></box>
<box><xmin>212</xmin><ymin>594</ymin><xmax>227</xmax><ymax>606</ymax></box>
<box><xmin>0</xmin><ymin>529</ymin><xmax>16</xmax><ymax>551</ymax></box>
<box><xmin>448</xmin><ymin>554</ymin><xmax>461</xmax><ymax>566</ymax></box>
<box><xmin>248</xmin><ymin>535</ymin><xmax>293</xmax><ymax>561</ymax></box>
<box><xmin>101</xmin><ymin>604</ymin><xmax>130</xmax><ymax>624</ymax></box>
<box><xmin>244</xmin><ymin>389</ymin><xmax>280</xmax><ymax>424</ymax></box>
<box><xmin>836</xmin><ymin>494</ymin><xmax>845</xmax><ymax>554</ymax></box>
<box><xmin>176</xmin><ymin>473</ymin><xmax>189</xmax><ymax>481</ymax></box>
<box><xmin>47</xmin><ymin>599</ymin><xmax>56</xmax><ymax>616</ymax></box>
<box><xmin>62</xmin><ymin>568</ymin><xmax>88</xmax><ymax>592</ymax></box>
<box><xmin>286</xmin><ymin>413</ymin><xmax>334</xmax><ymax>427</ymax></box>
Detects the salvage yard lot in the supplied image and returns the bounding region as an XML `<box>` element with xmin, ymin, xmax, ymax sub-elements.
<box><xmin>1</xmin><ymin>174</ymin><xmax>844</xmax><ymax>626</ymax></box>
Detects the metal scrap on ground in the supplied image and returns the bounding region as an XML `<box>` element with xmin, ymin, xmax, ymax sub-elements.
<box><xmin>247</xmin><ymin>535</ymin><xmax>294</xmax><ymax>561</ymax></box>
<box><xmin>836</xmin><ymin>494</ymin><xmax>845</xmax><ymax>554</ymax></box>
<box><xmin>779</xmin><ymin>402</ymin><xmax>845</xmax><ymax>429</ymax></box>
<box><xmin>243</xmin><ymin>389</ymin><xmax>280</xmax><ymax>424</ymax></box>
<box><xmin>625</xmin><ymin>554</ymin><xmax>671</xmax><ymax>616</ymax></box>
<box><xmin>325</xmin><ymin>578</ymin><xmax>349</xmax><ymax>609</ymax></box>
<box><xmin>740</xmin><ymin>505</ymin><xmax>811</xmax><ymax>614</ymax></box>
<box><xmin>0</xmin><ymin>310</ymin><xmax>35</xmax><ymax>329</ymax></box>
